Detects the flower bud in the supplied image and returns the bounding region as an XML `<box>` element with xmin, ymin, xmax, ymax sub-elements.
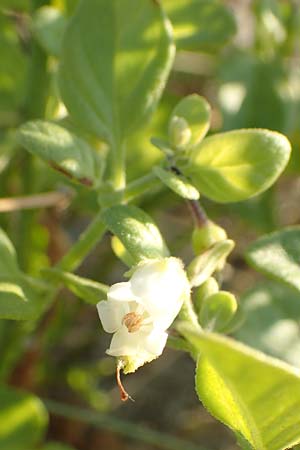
<box><xmin>192</xmin><ymin>220</ymin><xmax>227</xmax><ymax>255</ymax></box>
<box><xmin>194</xmin><ymin>277</ymin><xmax>219</xmax><ymax>314</ymax></box>
<box><xmin>168</xmin><ymin>116</ymin><xmax>192</xmax><ymax>151</ymax></box>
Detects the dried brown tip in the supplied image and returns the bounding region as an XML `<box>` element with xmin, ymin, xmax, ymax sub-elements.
<box><xmin>116</xmin><ymin>361</ymin><xmax>134</xmax><ymax>402</ymax></box>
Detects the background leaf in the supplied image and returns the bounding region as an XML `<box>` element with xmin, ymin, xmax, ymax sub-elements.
<box><xmin>235</xmin><ymin>281</ymin><xmax>300</xmax><ymax>367</ymax></box>
<box><xmin>0</xmin><ymin>385</ymin><xmax>47</xmax><ymax>450</ymax></box>
<box><xmin>163</xmin><ymin>0</ymin><xmax>236</xmax><ymax>52</ymax></box>
<box><xmin>33</xmin><ymin>6</ymin><xmax>67</xmax><ymax>57</ymax></box>
<box><xmin>184</xmin><ymin>129</ymin><xmax>291</xmax><ymax>203</ymax></box>
<box><xmin>245</xmin><ymin>227</ymin><xmax>300</xmax><ymax>293</ymax></box>
<box><xmin>180</xmin><ymin>326</ymin><xmax>300</xmax><ymax>450</ymax></box>
<box><xmin>102</xmin><ymin>205</ymin><xmax>169</xmax><ymax>265</ymax></box>
<box><xmin>58</xmin><ymin>0</ymin><xmax>175</xmax><ymax>143</ymax></box>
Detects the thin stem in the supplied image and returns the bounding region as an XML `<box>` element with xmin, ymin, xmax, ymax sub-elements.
<box><xmin>123</xmin><ymin>171</ymin><xmax>160</xmax><ymax>203</ymax></box>
<box><xmin>110</xmin><ymin>140</ymin><xmax>126</xmax><ymax>191</ymax></box>
<box><xmin>187</xmin><ymin>200</ymin><xmax>208</xmax><ymax>228</ymax></box>
<box><xmin>57</xmin><ymin>211</ymin><xmax>106</xmax><ymax>273</ymax></box>
<box><xmin>0</xmin><ymin>191</ymin><xmax>71</xmax><ymax>212</ymax></box>
<box><xmin>45</xmin><ymin>399</ymin><xmax>209</xmax><ymax>450</ymax></box>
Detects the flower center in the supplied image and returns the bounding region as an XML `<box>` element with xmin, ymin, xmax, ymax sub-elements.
<box><xmin>122</xmin><ymin>312</ymin><xmax>143</xmax><ymax>333</ymax></box>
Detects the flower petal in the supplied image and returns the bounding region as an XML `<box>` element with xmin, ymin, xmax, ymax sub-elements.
<box><xmin>106</xmin><ymin>325</ymin><xmax>167</xmax><ymax>358</ymax></box>
<box><xmin>131</xmin><ymin>257</ymin><xmax>190</xmax><ymax>328</ymax></box>
<box><xmin>97</xmin><ymin>300</ymin><xmax>129</xmax><ymax>333</ymax></box>
<box><xmin>107</xmin><ymin>282</ymin><xmax>137</xmax><ymax>302</ymax></box>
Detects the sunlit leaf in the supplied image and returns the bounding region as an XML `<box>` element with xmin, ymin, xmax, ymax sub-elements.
<box><xmin>180</xmin><ymin>325</ymin><xmax>300</xmax><ymax>450</ymax></box>
<box><xmin>184</xmin><ymin>129</ymin><xmax>291</xmax><ymax>203</ymax></box>
<box><xmin>102</xmin><ymin>205</ymin><xmax>169</xmax><ymax>265</ymax></box>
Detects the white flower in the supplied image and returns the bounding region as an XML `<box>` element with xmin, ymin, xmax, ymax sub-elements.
<box><xmin>97</xmin><ymin>257</ymin><xmax>190</xmax><ymax>373</ymax></box>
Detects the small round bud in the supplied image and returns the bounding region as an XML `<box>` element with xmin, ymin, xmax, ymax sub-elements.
<box><xmin>168</xmin><ymin>116</ymin><xmax>192</xmax><ymax>151</ymax></box>
<box><xmin>194</xmin><ymin>277</ymin><xmax>219</xmax><ymax>314</ymax></box>
<box><xmin>192</xmin><ymin>221</ymin><xmax>227</xmax><ymax>255</ymax></box>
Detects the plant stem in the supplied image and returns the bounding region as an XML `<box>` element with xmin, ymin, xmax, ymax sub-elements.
<box><xmin>123</xmin><ymin>171</ymin><xmax>160</xmax><ymax>202</ymax></box>
<box><xmin>187</xmin><ymin>200</ymin><xmax>208</xmax><ymax>228</ymax></box>
<box><xmin>57</xmin><ymin>211</ymin><xmax>106</xmax><ymax>273</ymax></box>
<box><xmin>45</xmin><ymin>399</ymin><xmax>209</xmax><ymax>450</ymax></box>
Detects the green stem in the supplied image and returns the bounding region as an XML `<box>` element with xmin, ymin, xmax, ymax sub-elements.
<box><xmin>110</xmin><ymin>140</ymin><xmax>126</xmax><ymax>191</ymax></box>
<box><xmin>57</xmin><ymin>211</ymin><xmax>106</xmax><ymax>272</ymax></box>
<box><xmin>45</xmin><ymin>399</ymin><xmax>209</xmax><ymax>450</ymax></box>
<box><xmin>123</xmin><ymin>171</ymin><xmax>159</xmax><ymax>203</ymax></box>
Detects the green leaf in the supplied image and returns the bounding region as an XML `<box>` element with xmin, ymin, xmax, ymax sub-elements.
<box><xmin>33</xmin><ymin>6</ymin><xmax>67</xmax><ymax>57</ymax></box>
<box><xmin>187</xmin><ymin>240</ymin><xmax>234</xmax><ymax>287</ymax></box>
<box><xmin>0</xmin><ymin>228</ymin><xmax>20</xmax><ymax>277</ymax></box>
<box><xmin>245</xmin><ymin>227</ymin><xmax>300</xmax><ymax>293</ymax></box>
<box><xmin>58</xmin><ymin>0</ymin><xmax>175</xmax><ymax>143</ymax></box>
<box><xmin>42</xmin><ymin>269</ymin><xmax>108</xmax><ymax>305</ymax></box>
<box><xmin>0</xmin><ymin>385</ymin><xmax>48</xmax><ymax>450</ymax></box>
<box><xmin>168</xmin><ymin>95</ymin><xmax>211</xmax><ymax>150</ymax></box>
<box><xmin>199</xmin><ymin>291</ymin><xmax>237</xmax><ymax>332</ymax></box>
<box><xmin>0</xmin><ymin>228</ymin><xmax>48</xmax><ymax>320</ymax></box>
<box><xmin>163</xmin><ymin>0</ymin><xmax>236</xmax><ymax>52</ymax></box>
<box><xmin>180</xmin><ymin>325</ymin><xmax>300</xmax><ymax>450</ymax></box>
<box><xmin>102</xmin><ymin>205</ymin><xmax>169</xmax><ymax>265</ymax></box>
<box><xmin>184</xmin><ymin>129</ymin><xmax>291</xmax><ymax>203</ymax></box>
<box><xmin>17</xmin><ymin>121</ymin><xmax>104</xmax><ymax>188</ymax></box>
<box><xmin>235</xmin><ymin>282</ymin><xmax>300</xmax><ymax>367</ymax></box>
<box><xmin>153</xmin><ymin>166</ymin><xmax>199</xmax><ymax>200</ymax></box>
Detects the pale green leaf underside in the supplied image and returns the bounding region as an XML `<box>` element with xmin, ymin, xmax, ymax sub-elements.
<box><xmin>185</xmin><ymin>129</ymin><xmax>291</xmax><ymax>203</ymax></box>
<box><xmin>59</xmin><ymin>0</ymin><xmax>175</xmax><ymax>143</ymax></box>
<box><xmin>0</xmin><ymin>385</ymin><xmax>47</xmax><ymax>450</ymax></box>
<box><xmin>102</xmin><ymin>205</ymin><xmax>169</xmax><ymax>265</ymax></box>
<box><xmin>245</xmin><ymin>227</ymin><xmax>300</xmax><ymax>293</ymax></box>
<box><xmin>180</xmin><ymin>326</ymin><xmax>300</xmax><ymax>450</ymax></box>
<box><xmin>163</xmin><ymin>0</ymin><xmax>236</xmax><ymax>52</ymax></box>
<box><xmin>18</xmin><ymin>121</ymin><xmax>103</xmax><ymax>187</ymax></box>
<box><xmin>153</xmin><ymin>166</ymin><xmax>199</xmax><ymax>200</ymax></box>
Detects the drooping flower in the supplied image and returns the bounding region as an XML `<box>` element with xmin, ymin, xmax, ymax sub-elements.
<box><xmin>97</xmin><ymin>257</ymin><xmax>190</xmax><ymax>375</ymax></box>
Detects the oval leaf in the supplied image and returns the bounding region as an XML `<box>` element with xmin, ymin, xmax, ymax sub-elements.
<box><xmin>180</xmin><ymin>325</ymin><xmax>300</xmax><ymax>450</ymax></box>
<box><xmin>153</xmin><ymin>166</ymin><xmax>200</xmax><ymax>200</ymax></box>
<box><xmin>58</xmin><ymin>0</ymin><xmax>175</xmax><ymax>143</ymax></box>
<box><xmin>102</xmin><ymin>205</ymin><xmax>169</xmax><ymax>265</ymax></box>
<box><xmin>245</xmin><ymin>227</ymin><xmax>300</xmax><ymax>294</ymax></box>
<box><xmin>0</xmin><ymin>385</ymin><xmax>48</xmax><ymax>450</ymax></box>
<box><xmin>169</xmin><ymin>94</ymin><xmax>211</xmax><ymax>149</ymax></box>
<box><xmin>163</xmin><ymin>0</ymin><xmax>236</xmax><ymax>52</ymax></box>
<box><xmin>184</xmin><ymin>129</ymin><xmax>291</xmax><ymax>203</ymax></box>
<box><xmin>17</xmin><ymin>121</ymin><xmax>103</xmax><ymax>188</ymax></box>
